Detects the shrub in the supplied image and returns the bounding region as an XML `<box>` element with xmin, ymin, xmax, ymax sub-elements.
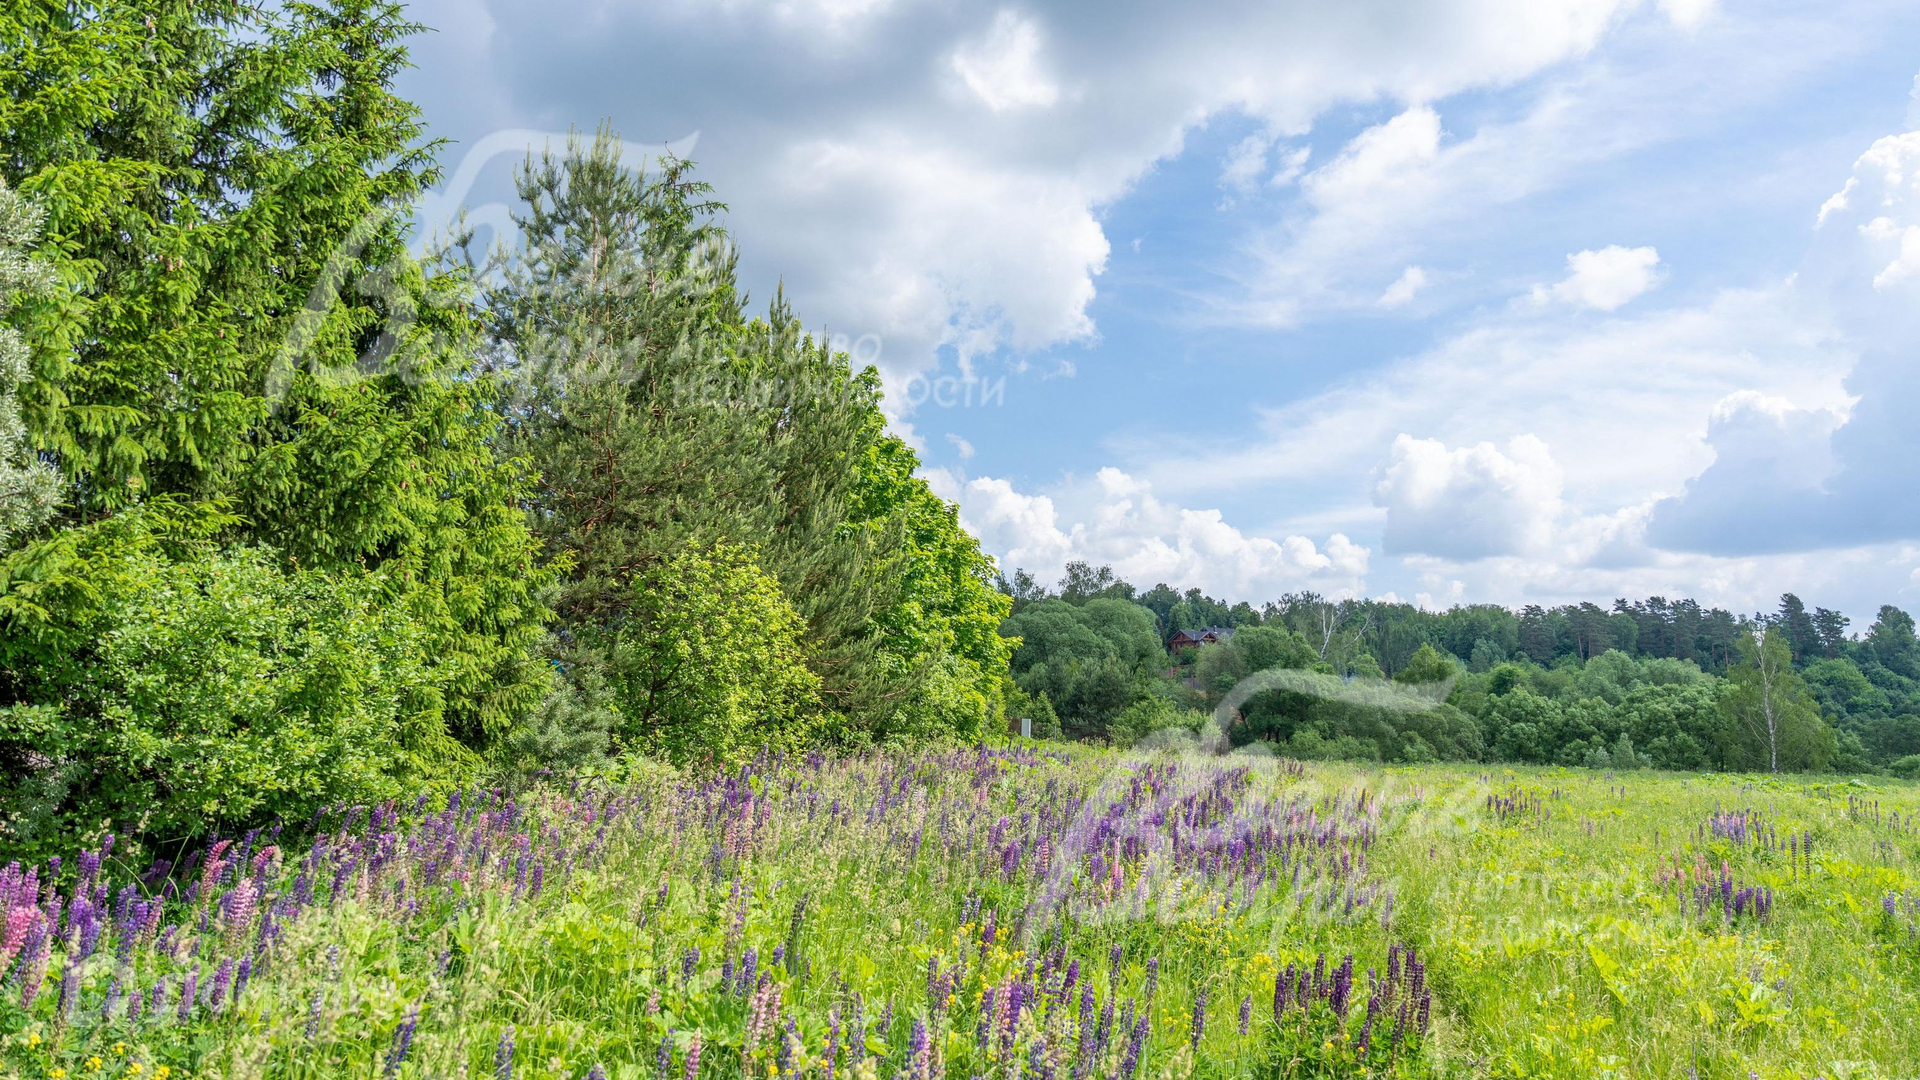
<box><xmin>0</xmin><ymin>511</ymin><xmax>447</xmax><ymax>858</ymax></box>
<box><xmin>599</xmin><ymin>542</ymin><xmax>820</xmax><ymax>763</ymax></box>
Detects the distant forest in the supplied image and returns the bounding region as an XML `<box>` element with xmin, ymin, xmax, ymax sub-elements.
<box><xmin>995</xmin><ymin>562</ymin><xmax>1920</xmax><ymax>777</ymax></box>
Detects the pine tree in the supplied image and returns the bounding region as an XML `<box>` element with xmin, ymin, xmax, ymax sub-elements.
<box><xmin>1777</xmin><ymin>593</ymin><xmax>1820</xmax><ymax>665</ymax></box>
<box><xmin>468</xmin><ymin>129</ymin><xmax>1007</xmax><ymax>752</ymax></box>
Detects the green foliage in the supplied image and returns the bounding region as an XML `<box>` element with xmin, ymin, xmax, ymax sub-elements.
<box><xmin>1106</xmin><ymin>694</ymin><xmax>1206</xmax><ymax>746</ymax></box>
<box><xmin>470</xmin><ymin>129</ymin><xmax>1004</xmax><ymax>754</ymax></box>
<box><xmin>1394</xmin><ymin>642</ymin><xmax>1460</xmax><ymax>686</ymax></box>
<box><xmin>0</xmin><ymin>0</ymin><xmax>554</xmax><ymax>755</ymax></box>
<box><xmin>11</xmin><ymin>752</ymin><xmax>1920</xmax><ymax>1080</ymax></box>
<box><xmin>0</xmin><ymin>510</ymin><xmax>444</xmax><ymax>858</ymax></box>
<box><xmin>1002</xmin><ymin>598</ymin><xmax>1162</xmax><ymax>736</ymax></box>
<box><xmin>597</xmin><ymin>542</ymin><xmax>820</xmax><ymax>764</ymax></box>
<box><xmin>0</xmin><ymin>178</ymin><xmax>57</xmax><ymax>549</ymax></box>
<box><xmin>1003</xmin><ymin>678</ymin><xmax>1062</xmax><ymax>739</ymax></box>
<box><xmin>1720</xmin><ymin>624</ymin><xmax>1834</xmax><ymax>772</ymax></box>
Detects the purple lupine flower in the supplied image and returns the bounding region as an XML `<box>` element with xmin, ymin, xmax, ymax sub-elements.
<box><xmin>496</xmin><ymin>1025</ymin><xmax>516</xmax><ymax>1080</ymax></box>
<box><xmin>178</xmin><ymin>965</ymin><xmax>198</xmax><ymax>1021</ymax></box>
<box><xmin>910</xmin><ymin>1018</ymin><xmax>931</xmax><ymax>1080</ymax></box>
<box><xmin>1237</xmin><ymin>995</ymin><xmax>1252</xmax><ymax>1036</ymax></box>
<box><xmin>682</xmin><ymin>1033</ymin><xmax>702</xmax><ymax>1080</ymax></box>
<box><xmin>211</xmin><ymin>958</ymin><xmax>238</xmax><ymax>1012</ymax></box>
<box><xmin>385</xmin><ymin>1002</ymin><xmax>421</xmax><ymax>1076</ymax></box>
<box><xmin>1189</xmin><ymin>989</ymin><xmax>1208</xmax><ymax>1049</ymax></box>
<box><xmin>57</xmin><ymin>956</ymin><xmax>80</xmax><ymax>1021</ymax></box>
<box><xmin>654</xmin><ymin>1028</ymin><xmax>674</xmax><ymax>1077</ymax></box>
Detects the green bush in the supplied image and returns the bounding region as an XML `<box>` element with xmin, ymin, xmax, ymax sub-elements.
<box><xmin>0</xmin><ymin>511</ymin><xmax>448</xmax><ymax>858</ymax></box>
<box><xmin>1889</xmin><ymin>754</ymin><xmax>1920</xmax><ymax>780</ymax></box>
<box><xmin>1106</xmin><ymin>696</ymin><xmax>1206</xmax><ymax>747</ymax></box>
<box><xmin>599</xmin><ymin>542</ymin><xmax>820</xmax><ymax>763</ymax></box>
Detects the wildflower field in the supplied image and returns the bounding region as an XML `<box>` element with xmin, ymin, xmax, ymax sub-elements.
<box><xmin>2</xmin><ymin>747</ymin><xmax>1917</xmax><ymax>1080</ymax></box>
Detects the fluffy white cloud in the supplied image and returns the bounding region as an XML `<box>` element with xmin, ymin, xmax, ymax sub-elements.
<box><xmin>398</xmin><ymin>0</ymin><xmax>1674</xmax><ymax>389</ymax></box>
<box><xmin>950</xmin><ymin>10</ymin><xmax>1061</xmax><ymax>111</ymax></box>
<box><xmin>1534</xmin><ymin>245</ymin><xmax>1664</xmax><ymax>310</ymax></box>
<box><xmin>1378</xmin><ymin>266</ymin><xmax>1428</xmax><ymax>308</ymax></box>
<box><xmin>946</xmin><ymin>432</ymin><xmax>977</xmax><ymax>459</ymax></box>
<box><xmin>1649</xmin><ymin>121</ymin><xmax>1920</xmax><ymax>553</ymax></box>
<box><xmin>1150</xmin><ymin>283</ymin><xmax>1853</xmax><ymax>516</ymax></box>
<box><xmin>948</xmin><ymin>467</ymin><xmax>1367</xmax><ymax>598</ymax></box>
<box><xmin>1644</xmin><ymin>392</ymin><xmax>1844</xmax><ymax>552</ymax></box>
<box><xmin>1304</xmin><ymin>107</ymin><xmax>1444</xmax><ymax>208</ymax></box>
<box><xmin>1219</xmin><ymin>132</ymin><xmax>1273</xmax><ymax>196</ymax></box>
<box><xmin>1272</xmin><ymin>145</ymin><xmax>1312</xmax><ymax>186</ymax></box>
<box><xmin>1372</xmin><ymin>434</ymin><xmax>1566</xmax><ymax>560</ymax></box>
<box><xmin>771</xmin><ymin>137</ymin><xmax>1110</xmax><ymax>375</ymax></box>
<box><xmin>1658</xmin><ymin>0</ymin><xmax>1717</xmax><ymax>29</ymax></box>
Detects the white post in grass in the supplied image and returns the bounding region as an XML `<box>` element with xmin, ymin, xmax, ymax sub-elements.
<box><xmin>1020</xmin><ymin>717</ymin><xmax>1032</xmax><ymax>740</ymax></box>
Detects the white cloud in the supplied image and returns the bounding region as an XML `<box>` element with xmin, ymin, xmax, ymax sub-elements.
<box><xmin>950</xmin><ymin>10</ymin><xmax>1060</xmax><ymax>112</ymax></box>
<box><xmin>1658</xmin><ymin>0</ymin><xmax>1717</xmax><ymax>30</ymax></box>
<box><xmin>772</xmin><ymin>136</ymin><xmax>1110</xmax><ymax>381</ymax></box>
<box><xmin>1534</xmin><ymin>245</ymin><xmax>1663</xmax><ymax>310</ymax></box>
<box><xmin>405</xmin><ymin>0</ymin><xmax>1683</xmax><ymax>392</ymax></box>
<box><xmin>1151</xmin><ymin>283</ymin><xmax>1853</xmax><ymax>514</ymax></box>
<box><xmin>1219</xmin><ymin>132</ymin><xmax>1272</xmax><ymax>196</ymax></box>
<box><xmin>1372</xmin><ymin>434</ymin><xmax>1566</xmax><ymax>560</ymax></box>
<box><xmin>949</xmin><ymin>468</ymin><xmax>1367</xmax><ymax>598</ymax></box>
<box><xmin>1864</xmin><ymin>215</ymin><xmax>1920</xmax><ymax>289</ymax></box>
<box><xmin>1271</xmin><ymin>145</ymin><xmax>1312</xmax><ymax>186</ymax></box>
<box><xmin>1302</xmin><ymin>107</ymin><xmax>1444</xmax><ymax>209</ymax></box>
<box><xmin>946</xmin><ymin>433</ymin><xmax>976</xmax><ymax>459</ymax></box>
<box><xmin>1645</xmin><ymin>119</ymin><xmax>1920</xmax><ymax>555</ymax></box>
<box><xmin>1817</xmin><ymin>177</ymin><xmax>1856</xmax><ymax>225</ymax></box>
<box><xmin>1378</xmin><ymin>266</ymin><xmax>1428</xmax><ymax>308</ymax></box>
<box><xmin>1909</xmin><ymin>71</ymin><xmax>1920</xmax><ymax>129</ymax></box>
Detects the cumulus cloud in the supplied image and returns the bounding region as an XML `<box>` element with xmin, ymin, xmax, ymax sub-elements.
<box><xmin>1644</xmin><ymin>392</ymin><xmax>1845</xmax><ymax>553</ymax></box>
<box><xmin>950</xmin><ymin>10</ymin><xmax>1061</xmax><ymax>111</ymax></box>
<box><xmin>1302</xmin><ymin>107</ymin><xmax>1444</xmax><ymax>209</ymax></box>
<box><xmin>1534</xmin><ymin>245</ymin><xmax>1664</xmax><ymax>310</ymax></box>
<box><xmin>1650</xmin><ymin>123</ymin><xmax>1920</xmax><ymax>553</ymax></box>
<box><xmin>1372</xmin><ymin>434</ymin><xmax>1566</xmax><ymax>560</ymax></box>
<box><xmin>1378</xmin><ymin>266</ymin><xmax>1428</xmax><ymax>308</ymax></box>
<box><xmin>949</xmin><ymin>467</ymin><xmax>1367</xmax><ymax>599</ymax></box>
<box><xmin>946</xmin><ymin>433</ymin><xmax>976</xmax><ymax>459</ymax></box>
<box><xmin>1219</xmin><ymin>132</ymin><xmax>1273</xmax><ymax>196</ymax></box>
<box><xmin>1271</xmin><ymin>145</ymin><xmax>1313</xmax><ymax>186</ymax></box>
<box><xmin>1658</xmin><ymin>0</ymin><xmax>1717</xmax><ymax>29</ymax></box>
<box><xmin>396</xmin><ymin>0</ymin><xmax>1673</xmax><ymax>392</ymax></box>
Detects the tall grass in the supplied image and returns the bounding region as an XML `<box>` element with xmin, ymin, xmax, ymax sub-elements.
<box><xmin>2</xmin><ymin>747</ymin><xmax>1915</xmax><ymax>1080</ymax></box>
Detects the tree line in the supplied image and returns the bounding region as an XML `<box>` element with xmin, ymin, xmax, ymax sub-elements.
<box><xmin>997</xmin><ymin>562</ymin><xmax>1920</xmax><ymax>777</ymax></box>
<box><xmin>0</xmin><ymin>0</ymin><xmax>1008</xmax><ymax>860</ymax></box>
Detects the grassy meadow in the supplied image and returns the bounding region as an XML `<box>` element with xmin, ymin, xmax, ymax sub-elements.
<box><xmin>2</xmin><ymin>746</ymin><xmax>1917</xmax><ymax>1080</ymax></box>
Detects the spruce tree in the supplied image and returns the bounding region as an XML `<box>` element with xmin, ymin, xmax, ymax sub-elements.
<box><xmin>0</xmin><ymin>0</ymin><xmax>551</xmax><ymax>747</ymax></box>
<box><xmin>0</xmin><ymin>179</ymin><xmax>56</xmax><ymax>548</ymax></box>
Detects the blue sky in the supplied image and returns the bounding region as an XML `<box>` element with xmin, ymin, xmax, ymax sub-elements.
<box><xmin>396</xmin><ymin>0</ymin><xmax>1920</xmax><ymax>620</ymax></box>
